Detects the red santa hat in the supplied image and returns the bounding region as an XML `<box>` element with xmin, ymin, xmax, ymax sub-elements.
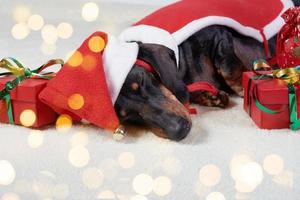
<box><xmin>120</xmin><ymin>0</ymin><xmax>294</xmax><ymax>63</ymax></box>
<box><xmin>39</xmin><ymin>32</ymin><xmax>138</xmax><ymax>132</ymax></box>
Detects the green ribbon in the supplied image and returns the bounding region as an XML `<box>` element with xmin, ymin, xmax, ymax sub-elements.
<box><xmin>247</xmin><ymin>62</ymin><xmax>300</xmax><ymax>130</ymax></box>
<box><xmin>0</xmin><ymin>57</ymin><xmax>64</xmax><ymax>124</ymax></box>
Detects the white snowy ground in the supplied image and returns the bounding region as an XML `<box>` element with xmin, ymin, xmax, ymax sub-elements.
<box><xmin>0</xmin><ymin>1</ymin><xmax>299</xmax><ymax>200</ymax></box>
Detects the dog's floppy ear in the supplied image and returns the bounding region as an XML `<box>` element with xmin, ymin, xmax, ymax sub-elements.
<box><xmin>138</xmin><ymin>43</ymin><xmax>189</xmax><ymax>103</ymax></box>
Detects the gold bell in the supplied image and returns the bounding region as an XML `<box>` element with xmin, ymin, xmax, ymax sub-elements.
<box><xmin>113</xmin><ymin>125</ymin><xmax>126</xmax><ymax>141</ymax></box>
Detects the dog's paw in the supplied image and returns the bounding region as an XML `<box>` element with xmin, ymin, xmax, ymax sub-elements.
<box><xmin>191</xmin><ymin>90</ymin><xmax>229</xmax><ymax>108</ymax></box>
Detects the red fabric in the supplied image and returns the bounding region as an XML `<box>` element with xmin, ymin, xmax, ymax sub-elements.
<box><xmin>242</xmin><ymin>72</ymin><xmax>300</xmax><ymax>129</ymax></box>
<box><xmin>135</xmin><ymin>0</ymin><xmax>285</xmax><ymax>34</ymax></box>
<box><xmin>135</xmin><ymin>59</ymin><xmax>156</xmax><ymax>74</ymax></box>
<box><xmin>39</xmin><ymin>32</ymin><xmax>120</xmax><ymax>131</ymax></box>
<box><xmin>0</xmin><ymin>77</ymin><xmax>57</xmax><ymax>127</ymax></box>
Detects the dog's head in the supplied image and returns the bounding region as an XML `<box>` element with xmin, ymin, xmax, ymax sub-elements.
<box><xmin>115</xmin><ymin>44</ymin><xmax>191</xmax><ymax>141</ymax></box>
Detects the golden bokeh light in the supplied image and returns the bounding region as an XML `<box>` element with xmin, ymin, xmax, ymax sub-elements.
<box><xmin>132</xmin><ymin>174</ymin><xmax>154</xmax><ymax>195</ymax></box>
<box><xmin>82</xmin><ymin>167</ymin><xmax>104</xmax><ymax>189</ymax></box>
<box><xmin>20</xmin><ymin>109</ymin><xmax>36</xmax><ymax>127</ymax></box>
<box><xmin>199</xmin><ymin>164</ymin><xmax>221</xmax><ymax>187</ymax></box>
<box><xmin>130</xmin><ymin>195</ymin><xmax>148</xmax><ymax>200</ymax></box>
<box><xmin>118</xmin><ymin>152</ymin><xmax>135</xmax><ymax>169</ymax></box>
<box><xmin>57</xmin><ymin>22</ymin><xmax>73</xmax><ymax>39</ymax></box>
<box><xmin>273</xmin><ymin>170</ymin><xmax>294</xmax><ymax>188</ymax></box>
<box><xmin>56</xmin><ymin>114</ymin><xmax>73</xmax><ymax>132</ymax></box>
<box><xmin>153</xmin><ymin>176</ymin><xmax>172</xmax><ymax>196</ymax></box>
<box><xmin>67</xmin><ymin>51</ymin><xmax>83</xmax><ymax>67</ymax></box>
<box><xmin>81</xmin><ymin>2</ymin><xmax>100</xmax><ymax>22</ymax></box>
<box><xmin>70</xmin><ymin>132</ymin><xmax>89</xmax><ymax>146</ymax></box>
<box><xmin>11</xmin><ymin>23</ymin><xmax>30</xmax><ymax>40</ymax></box>
<box><xmin>1</xmin><ymin>193</ymin><xmax>20</xmax><ymax>200</ymax></box>
<box><xmin>235</xmin><ymin>181</ymin><xmax>257</xmax><ymax>193</ymax></box>
<box><xmin>13</xmin><ymin>6</ymin><xmax>31</xmax><ymax>22</ymax></box>
<box><xmin>0</xmin><ymin>160</ymin><xmax>16</xmax><ymax>185</ymax></box>
<box><xmin>88</xmin><ymin>36</ymin><xmax>106</xmax><ymax>53</ymax></box>
<box><xmin>68</xmin><ymin>145</ymin><xmax>90</xmax><ymax>168</ymax></box>
<box><xmin>27</xmin><ymin>130</ymin><xmax>44</xmax><ymax>149</ymax></box>
<box><xmin>41</xmin><ymin>25</ymin><xmax>58</xmax><ymax>44</ymax></box>
<box><xmin>41</xmin><ymin>42</ymin><xmax>56</xmax><ymax>55</ymax></box>
<box><xmin>206</xmin><ymin>192</ymin><xmax>226</xmax><ymax>200</ymax></box>
<box><xmin>27</xmin><ymin>14</ymin><xmax>44</xmax><ymax>31</ymax></box>
<box><xmin>236</xmin><ymin>162</ymin><xmax>263</xmax><ymax>188</ymax></box>
<box><xmin>263</xmin><ymin>154</ymin><xmax>284</xmax><ymax>176</ymax></box>
<box><xmin>97</xmin><ymin>190</ymin><xmax>116</xmax><ymax>199</ymax></box>
<box><xmin>82</xmin><ymin>55</ymin><xmax>97</xmax><ymax>71</ymax></box>
<box><xmin>230</xmin><ymin>154</ymin><xmax>253</xmax><ymax>181</ymax></box>
<box><xmin>68</xmin><ymin>93</ymin><xmax>85</xmax><ymax>110</ymax></box>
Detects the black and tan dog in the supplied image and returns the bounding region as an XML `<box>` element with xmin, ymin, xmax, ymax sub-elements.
<box><xmin>115</xmin><ymin>0</ymin><xmax>300</xmax><ymax>141</ymax></box>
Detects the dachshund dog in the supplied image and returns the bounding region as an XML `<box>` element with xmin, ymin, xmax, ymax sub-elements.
<box><xmin>115</xmin><ymin>0</ymin><xmax>300</xmax><ymax>141</ymax></box>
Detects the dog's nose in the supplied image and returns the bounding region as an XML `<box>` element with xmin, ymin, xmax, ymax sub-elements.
<box><xmin>167</xmin><ymin>118</ymin><xmax>192</xmax><ymax>141</ymax></box>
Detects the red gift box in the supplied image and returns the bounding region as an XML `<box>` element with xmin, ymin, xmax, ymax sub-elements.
<box><xmin>243</xmin><ymin>71</ymin><xmax>300</xmax><ymax>129</ymax></box>
<box><xmin>0</xmin><ymin>76</ymin><xmax>57</xmax><ymax>128</ymax></box>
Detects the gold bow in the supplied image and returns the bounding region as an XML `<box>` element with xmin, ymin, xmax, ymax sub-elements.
<box><xmin>253</xmin><ymin>59</ymin><xmax>300</xmax><ymax>85</ymax></box>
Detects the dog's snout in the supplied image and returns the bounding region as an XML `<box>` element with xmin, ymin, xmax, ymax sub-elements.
<box><xmin>167</xmin><ymin>117</ymin><xmax>192</xmax><ymax>141</ymax></box>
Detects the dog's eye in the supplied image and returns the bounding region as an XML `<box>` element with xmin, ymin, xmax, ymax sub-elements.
<box><xmin>131</xmin><ymin>82</ymin><xmax>139</xmax><ymax>91</ymax></box>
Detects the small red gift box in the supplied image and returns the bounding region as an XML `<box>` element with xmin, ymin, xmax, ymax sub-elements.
<box><xmin>243</xmin><ymin>71</ymin><xmax>300</xmax><ymax>129</ymax></box>
<box><xmin>0</xmin><ymin>76</ymin><xmax>57</xmax><ymax>128</ymax></box>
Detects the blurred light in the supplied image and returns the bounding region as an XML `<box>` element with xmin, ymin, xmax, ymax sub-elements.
<box><xmin>20</xmin><ymin>109</ymin><xmax>36</xmax><ymax>127</ymax></box>
<box><xmin>11</xmin><ymin>23</ymin><xmax>30</xmax><ymax>40</ymax></box>
<box><xmin>237</xmin><ymin>162</ymin><xmax>263</xmax><ymax>187</ymax></box>
<box><xmin>32</xmin><ymin>178</ymin><xmax>53</xmax><ymax>198</ymax></box>
<box><xmin>199</xmin><ymin>164</ymin><xmax>221</xmax><ymax>187</ymax></box>
<box><xmin>68</xmin><ymin>93</ymin><xmax>85</xmax><ymax>110</ymax></box>
<box><xmin>39</xmin><ymin>170</ymin><xmax>56</xmax><ymax>179</ymax></box>
<box><xmin>132</xmin><ymin>174</ymin><xmax>154</xmax><ymax>195</ymax></box>
<box><xmin>52</xmin><ymin>183</ymin><xmax>69</xmax><ymax>199</ymax></box>
<box><xmin>68</xmin><ymin>146</ymin><xmax>90</xmax><ymax>168</ymax></box>
<box><xmin>153</xmin><ymin>176</ymin><xmax>172</xmax><ymax>196</ymax></box>
<box><xmin>13</xmin><ymin>6</ymin><xmax>31</xmax><ymax>22</ymax></box>
<box><xmin>88</xmin><ymin>36</ymin><xmax>105</xmax><ymax>53</ymax></box>
<box><xmin>130</xmin><ymin>195</ymin><xmax>147</xmax><ymax>200</ymax></box>
<box><xmin>82</xmin><ymin>55</ymin><xmax>97</xmax><ymax>71</ymax></box>
<box><xmin>82</xmin><ymin>2</ymin><xmax>99</xmax><ymax>22</ymax></box>
<box><xmin>230</xmin><ymin>155</ymin><xmax>253</xmax><ymax>181</ymax></box>
<box><xmin>263</xmin><ymin>154</ymin><xmax>284</xmax><ymax>176</ymax></box>
<box><xmin>56</xmin><ymin>114</ymin><xmax>73</xmax><ymax>132</ymax></box>
<box><xmin>57</xmin><ymin>23</ymin><xmax>73</xmax><ymax>39</ymax></box>
<box><xmin>0</xmin><ymin>160</ymin><xmax>16</xmax><ymax>185</ymax></box>
<box><xmin>82</xmin><ymin>167</ymin><xmax>104</xmax><ymax>189</ymax></box>
<box><xmin>1</xmin><ymin>193</ymin><xmax>20</xmax><ymax>200</ymax></box>
<box><xmin>67</xmin><ymin>51</ymin><xmax>83</xmax><ymax>67</ymax></box>
<box><xmin>206</xmin><ymin>192</ymin><xmax>226</xmax><ymax>200</ymax></box>
<box><xmin>27</xmin><ymin>130</ymin><xmax>44</xmax><ymax>149</ymax></box>
<box><xmin>162</xmin><ymin>156</ymin><xmax>182</xmax><ymax>176</ymax></box>
<box><xmin>41</xmin><ymin>25</ymin><xmax>58</xmax><ymax>44</ymax></box>
<box><xmin>97</xmin><ymin>190</ymin><xmax>116</xmax><ymax>199</ymax></box>
<box><xmin>27</xmin><ymin>14</ymin><xmax>44</xmax><ymax>30</ymax></box>
<box><xmin>235</xmin><ymin>181</ymin><xmax>257</xmax><ymax>193</ymax></box>
<box><xmin>273</xmin><ymin>170</ymin><xmax>294</xmax><ymax>188</ymax></box>
<box><xmin>118</xmin><ymin>152</ymin><xmax>135</xmax><ymax>169</ymax></box>
<box><xmin>70</xmin><ymin>132</ymin><xmax>89</xmax><ymax>146</ymax></box>
<box><xmin>41</xmin><ymin>42</ymin><xmax>56</xmax><ymax>55</ymax></box>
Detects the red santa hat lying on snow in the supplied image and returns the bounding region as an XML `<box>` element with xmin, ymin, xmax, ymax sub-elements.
<box><xmin>39</xmin><ymin>0</ymin><xmax>294</xmax><ymax>137</ymax></box>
